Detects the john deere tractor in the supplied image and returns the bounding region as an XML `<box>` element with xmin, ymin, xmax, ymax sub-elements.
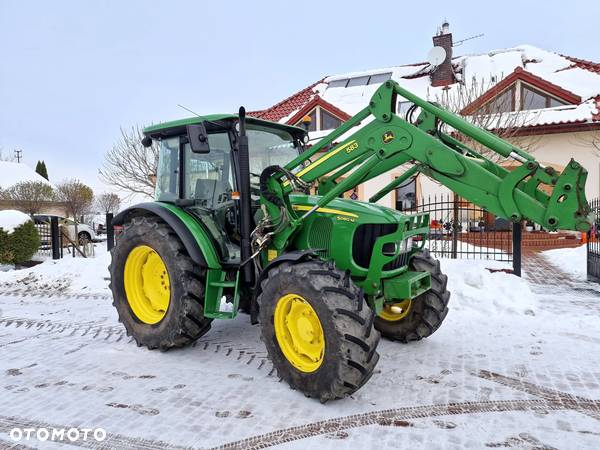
<box><xmin>110</xmin><ymin>81</ymin><xmax>592</xmax><ymax>401</ymax></box>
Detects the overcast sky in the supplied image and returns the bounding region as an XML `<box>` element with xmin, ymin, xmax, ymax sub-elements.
<box><xmin>1</xmin><ymin>0</ymin><xmax>599</xmax><ymax>197</ymax></box>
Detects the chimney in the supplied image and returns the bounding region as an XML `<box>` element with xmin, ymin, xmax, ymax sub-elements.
<box><xmin>430</xmin><ymin>21</ymin><xmax>455</xmax><ymax>87</ymax></box>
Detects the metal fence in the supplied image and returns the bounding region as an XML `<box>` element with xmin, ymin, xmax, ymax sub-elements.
<box><xmin>412</xmin><ymin>193</ymin><xmax>521</xmax><ymax>275</ymax></box>
<box><xmin>34</xmin><ymin>217</ymin><xmax>63</xmax><ymax>260</ymax></box>
<box><xmin>588</xmin><ymin>197</ymin><xmax>600</xmax><ymax>283</ymax></box>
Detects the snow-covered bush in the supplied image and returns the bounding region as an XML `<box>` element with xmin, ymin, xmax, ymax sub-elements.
<box><xmin>0</xmin><ymin>210</ymin><xmax>40</xmax><ymax>264</ymax></box>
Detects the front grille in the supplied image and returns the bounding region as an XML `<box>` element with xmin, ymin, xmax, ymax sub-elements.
<box><xmin>352</xmin><ymin>223</ymin><xmax>411</xmax><ymax>271</ymax></box>
<box><xmin>383</xmin><ymin>250</ymin><xmax>410</xmax><ymax>271</ymax></box>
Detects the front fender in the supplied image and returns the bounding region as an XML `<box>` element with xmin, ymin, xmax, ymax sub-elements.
<box><xmin>112</xmin><ymin>202</ymin><xmax>221</xmax><ymax>269</ymax></box>
<box><xmin>249</xmin><ymin>249</ymin><xmax>318</xmax><ymax>325</ymax></box>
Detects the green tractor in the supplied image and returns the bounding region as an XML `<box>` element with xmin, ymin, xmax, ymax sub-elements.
<box><xmin>110</xmin><ymin>81</ymin><xmax>592</xmax><ymax>401</ymax></box>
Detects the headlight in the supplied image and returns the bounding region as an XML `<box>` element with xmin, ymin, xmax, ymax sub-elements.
<box><xmin>399</xmin><ymin>237</ymin><xmax>413</xmax><ymax>252</ymax></box>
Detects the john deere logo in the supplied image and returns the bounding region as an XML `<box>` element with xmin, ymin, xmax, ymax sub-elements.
<box><xmin>382</xmin><ymin>131</ymin><xmax>395</xmax><ymax>144</ymax></box>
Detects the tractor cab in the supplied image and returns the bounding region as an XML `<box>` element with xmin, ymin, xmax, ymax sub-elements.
<box><xmin>143</xmin><ymin>115</ymin><xmax>307</xmax><ymax>264</ymax></box>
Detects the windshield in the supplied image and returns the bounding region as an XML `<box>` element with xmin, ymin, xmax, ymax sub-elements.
<box><xmin>246</xmin><ymin>124</ymin><xmax>299</xmax><ymax>185</ymax></box>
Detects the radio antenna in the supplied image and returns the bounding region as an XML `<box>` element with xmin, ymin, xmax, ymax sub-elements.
<box><xmin>177</xmin><ymin>104</ymin><xmax>202</xmax><ymax>117</ymax></box>
<box><xmin>453</xmin><ymin>33</ymin><xmax>484</xmax><ymax>47</ymax></box>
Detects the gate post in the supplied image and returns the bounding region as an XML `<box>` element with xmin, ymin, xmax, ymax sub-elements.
<box><xmin>512</xmin><ymin>221</ymin><xmax>522</xmax><ymax>277</ymax></box>
<box><xmin>106</xmin><ymin>213</ymin><xmax>114</xmax><ymax>251</ymax></box>
<box><xmin>50</xmin><ymin>216</ymin><xmax>61</xmax><ymax>260</ymax></box>
<box><xmin>451</xmin><ymin>194</ymin><xmax>458</xmax><ymax>259</ymax></box>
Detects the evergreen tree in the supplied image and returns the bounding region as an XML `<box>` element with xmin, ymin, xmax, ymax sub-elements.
<box><xmin>35</xmin><ymin>160</ymin><xmax>49</xmax><ymax>180</ymax></box>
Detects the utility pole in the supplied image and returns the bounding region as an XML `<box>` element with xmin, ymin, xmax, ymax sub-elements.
<box><xmin>14</xmin><ymin>149</ymin><xmax>22</xmax><ymax>163</ymax></box>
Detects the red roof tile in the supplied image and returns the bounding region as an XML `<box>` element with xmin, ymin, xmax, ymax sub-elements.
<box><xmin>563</xmin><ymin>55</ymin><xmax>600</xmax><ymax>75</ymax></box>
<box><xmin>563</xmin><ymin>56</ymin><xmax>600</xmax><ymax>122</ymax></box>
<box><xmin>248</xmin><ymin>79</ymin><xmax>324</xmax><ymax>122</ymax></box>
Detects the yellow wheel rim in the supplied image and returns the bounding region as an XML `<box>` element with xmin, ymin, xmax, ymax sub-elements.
<box><xmin>124</xmin><ymin>245</ymin><xmax>170</xmax><ymax>324</ymax></box>
<box><xmin>378</xmin><ymin>299</ymin><xmax>412</xmax><ymax>322</ymax></box>
<box><xmin>273</xmin><ymin>294</ymin><xmax>325</xmax><ymax>373</ymax></box>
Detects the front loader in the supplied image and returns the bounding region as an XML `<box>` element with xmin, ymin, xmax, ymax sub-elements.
<box><xmin>110</xmin><ymin>81</ymin><xmax>592</xmax><ymax>401</ymax></box>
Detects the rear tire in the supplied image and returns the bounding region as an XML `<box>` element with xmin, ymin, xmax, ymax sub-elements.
<box><xmin>374</xmin><ymin>249</ymin><xmax>450</xmax><ymax>342</ymax></box>
<box><xmin>258</xmin><ymin>259</ymin><xmax>380</xmax><ymax>402</ymax></box>
<box><xmin>109</xmin><ymin>216</ymin><xmax>212</xmax><ymax>350</ymax></box>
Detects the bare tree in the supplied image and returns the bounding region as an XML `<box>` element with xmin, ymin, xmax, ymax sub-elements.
<box><xmin>431</xmin><ymin>77</ymin><xmax>542</xmax><ymax>162</ymax></box>
<box><xmin>99</xmin><ymin>126</ymin><xmax>159</xmax><ymax>199</ymax></box>
<box><xmin>0</xmin><ymin>148</ymin><xmax>16</xmax><ymax>162</ymax></box>
<box><xmin>0</xmin><ymin>181</ymin><xmax>54</xmax><ymax>215</ymax></box>
<box><xmin>55</xmin><ymin>179</ymin><xmax>94</xmax><ymax>222</ymax></box>
<box><xmin>96</xmin><ymin>192</ymin><xmax>121</xmax><ymax>214</ymax></box>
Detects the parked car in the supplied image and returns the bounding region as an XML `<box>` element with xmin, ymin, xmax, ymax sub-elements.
<box><xmin>33</xmin><ymin>215</ymin><xmax>97</xmax><ymax>244</ymax></box>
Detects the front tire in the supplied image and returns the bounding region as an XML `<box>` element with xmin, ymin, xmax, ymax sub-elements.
<box><xmin>258</xmin><ymin>259</ymin><xmax>380</xmax><ymax>402</ymax></box>
<box><xmin>374</xmin><ymin>249</ymin><xmax>450</xmax><ymax>342</ymax></box>
<box><xmin>109</xmin><ymin>216</ymin><xmax>212</xmax><ymax>350</ymax></box>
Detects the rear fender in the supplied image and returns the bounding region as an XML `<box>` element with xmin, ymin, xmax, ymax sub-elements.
<box><xmin>112</xmin><ymin>202</ymin><xmax>221</xmax><ymax>269</ymax></box>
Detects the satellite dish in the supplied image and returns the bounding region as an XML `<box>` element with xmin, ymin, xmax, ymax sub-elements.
<box><xmin>427</xmin><ymin>46</ymin><xmax>447</xmax><ymax>67</ymax></box>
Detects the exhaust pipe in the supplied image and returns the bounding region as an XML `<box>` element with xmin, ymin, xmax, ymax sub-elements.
<box><xmin>237</xmin><ymin>107</ymin><xmax>254</xmax><ymax>284</ymax></box>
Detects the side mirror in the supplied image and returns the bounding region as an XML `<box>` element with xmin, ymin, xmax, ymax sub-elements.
<box><xmin>141</xmin><ymin>136</ymin><xmax>153</xmax><ymax>148</ymax></box>
<box><xmin>187</xmin><ymin>122</ymin><xmax>211</xmax><ymax>153</ymax></box>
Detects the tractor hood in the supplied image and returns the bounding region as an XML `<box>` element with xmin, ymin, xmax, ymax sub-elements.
<box><xmin>289</xmin><ymin>194</ymin><xmax>408</xmax><ymax>225</ymax></box>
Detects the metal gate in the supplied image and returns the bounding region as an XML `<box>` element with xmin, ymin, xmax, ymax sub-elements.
<box><xmin>588</xmin><ymin>197</ymin><xmax>600</xmax><ymax>282</ymax></box>
<box><xmin>415</xmin><ymin>193</ymin><xmax>521</xmax><ymax>276</ymax></box>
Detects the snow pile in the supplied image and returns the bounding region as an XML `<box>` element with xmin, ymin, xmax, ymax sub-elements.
<box><xmin>0</xmin><ymin>245</ymin><xmax>111</xmax><ymax>294</ymax></box>
<box><xmin>540</xmin><ymin>244</ymin><xmax>586</xmax><ymax>281</ymax></box>
<box><xmin>441</xmin><ymin>258</ymin><xmax>537</xmax><ymax>315</ymax></box>
<box><xmin>0</xmin><ymin>161</ymin><xmax>53</xmax><ymax>189</ymax></box>
<box><xmin>0</xmin><ymin>209</ymin><xmax>32</xmax><ymax>233</ymax></box>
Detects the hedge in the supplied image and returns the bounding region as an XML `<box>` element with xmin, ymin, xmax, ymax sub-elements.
<box><xmin>0</xmin><ymin>221</ymin><xmax>40</xmax><ymax>264</ymax></box>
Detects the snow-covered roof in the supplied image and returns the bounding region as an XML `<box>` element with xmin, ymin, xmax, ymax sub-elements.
<box><xmin>0</xmin><ymin>161</ymin><xmax>53</xmax><ymax>190</ymax></box>
<box><xmin>253</xmin><ymin>44</ymin><xmax>600</xmax><ymax>131</ymax></box>
<box><xmin>0</xmin><ymin>209</ymin><xmax>32</xmax><ymax>233</ymax></box>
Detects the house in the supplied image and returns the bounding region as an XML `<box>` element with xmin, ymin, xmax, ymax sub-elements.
<box><xmin>250</xmin><ymin>23</ymin><xmax>600</xmax><ymax>213</ymax></box>
<box><xmin>0</xmin><ymin>161</ymin><xmax>67</xmax><ymax>216</ymax></box>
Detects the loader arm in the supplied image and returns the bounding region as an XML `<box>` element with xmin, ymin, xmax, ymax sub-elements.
<box><xmin>260</xmin><ymin>80</ymin><xmax>592</xmax><ymax>252</ymax></box>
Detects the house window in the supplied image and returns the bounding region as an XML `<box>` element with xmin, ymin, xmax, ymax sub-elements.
<box><xmin>328</xmin><ymin>79</ymin><xmax>348</xmax><ymax>88</ymax></box>
<box><xmin>395</xmin><ymin>176</ymin><xmax>417</xmax><ymax>211</ymax></box>
<box><xmin>368</xmin><ymin>72</ymin><xmax>392</xmax><ymax>84</ymax></box>
<box><xmin>347</xmin><ymin>76</ymin><xmax>370</xmax><ymax>87</ymax></box>
<box><xmin>479</xmin><ymin>82</ymin><xmax>570</xmax><ymax>115</ymax></box>
<box><xmin>306</xmin><ymin>109</ymin><xmax>317</xmax><ymax>131</ymax></box>
<box><xmin>482</xmin><ymin>86</ymin><xmax>515</xmax><ymax>114</ymax></box>
<box><xmin>321</xmin><ymin>110</ymin><xmax>342</xmax><ymax>130</ymax></box>
<box><xmin>521</xmin><ymin>85</ymin><xmax>567</xmax><ymax>110</ymax></box>
<box><xmin>294</xmin><ymin>106</ymin><xmax>343</xmax><ymax>132</ymax></box>
<box><xmin>327</xmin><ymin>72</ymin><xmax>392</xmax><ymax>89</ymax></box>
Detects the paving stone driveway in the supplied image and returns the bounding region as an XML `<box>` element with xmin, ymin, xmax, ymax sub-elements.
<box><xmin>0</xmin><ymin>255</ymin><xmax>599</xmax><ymax>449</ymax></box>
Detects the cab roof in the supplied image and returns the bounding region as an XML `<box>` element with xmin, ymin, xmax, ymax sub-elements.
<box><xmin>143</xmin><ymin>114</ymin><xmax>306</xmax><ymax>138</ymax></box>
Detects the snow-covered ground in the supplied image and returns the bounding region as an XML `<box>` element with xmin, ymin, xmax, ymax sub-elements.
<box><xmin>541</xmin><ymin>244</ymin><xmax>587</xmax><ymax>281</ymax></box>
<box><xmin>0</xmin><ymin>248</ymin><xmax>598</xmax><ymax>449</ymax></box>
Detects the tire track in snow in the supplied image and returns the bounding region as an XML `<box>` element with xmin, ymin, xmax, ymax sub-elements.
<box><xmin>0</xmin><ymin>288</ymin><xmax>110</xmax><ymax>301</ymax></box>
<box><xmin>0</xmin><ymin>316</ymin><xmax>273</xmax><ymax>376</ymax></box>
<box><xmin>0</xmin><ymin>399</ymin><xmax>591</xmax><ymax>450</ymax></box>
<box><xmin>1</xmin><ymin>372</ymin><xmax>598</xmax><ymax>450</ymax></box>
